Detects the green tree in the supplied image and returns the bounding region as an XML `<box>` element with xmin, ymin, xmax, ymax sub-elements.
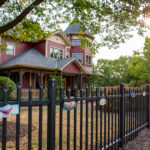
<box><xmin>0</xmin><ymin>76</ymin><xmax>16</xmax><ymax>101</ymax></box>
<box><xmin>128</xmin><ymin>37</ymin><xmax>150</xmax><ymax>86</ymax></box>
<box><xmin>0</xmin><ymin>0</ymin><xmax>150</xmax><ymax>50</ymax></box>
<box><xmin>96</xmin><ymin>56</ymin><xmax>132</xmax><ymax>86</ymax></box>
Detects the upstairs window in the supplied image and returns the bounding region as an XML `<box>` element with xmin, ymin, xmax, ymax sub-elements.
<box><xmin>86</xmin><ymin>55</ymin><xmax>92</xmax><ymax>65</ymax></box>
<box><xmin>50</xmin><ymin>47</ymin><xmax>63</xmax><ymax>59</ymax></box>
<box><xmin>7</xmin><ymin>43</ymin><xmax>15</xmax><ymax>55</ymax></box>
<box><xmin>73</xmin><ymin>40</ymin><xmax>81</xmax><ymax>46</ymax></box>
<box><xmin>66</xmin><ymin>52</ymin><xmax>69</xmax><ymax>58</ymax></box>
<box><xmin>73</xmin><ymin>53</ymin><xmax>83</xmax><ymax>63</ymax></box>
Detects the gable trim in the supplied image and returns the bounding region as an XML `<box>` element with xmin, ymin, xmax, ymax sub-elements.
<box><xmin>60</xmin><ymin>58</ymin><xmax>87</xmax><ymax>73</ymax></box>
<box><xmin>51</xmin><ymin>30</ymin><xmax>73</xmax><ymax>46</ymax></box>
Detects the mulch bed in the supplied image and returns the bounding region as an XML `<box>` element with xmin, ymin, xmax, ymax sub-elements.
<box><xmin>0</xmin><ymin>121</ymin><xmax>37</xmax><ymax>142</ymax></box>
<box><xmin>121</xmin><ymin>128</ymin><xmax>150</xmax><ymax>150</ymax></box>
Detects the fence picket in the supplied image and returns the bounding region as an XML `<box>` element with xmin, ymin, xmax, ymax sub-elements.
<box><xmin>1</xmin><ymin>80</ymin><xmax>150</xmax><ymax>150</ymax></box>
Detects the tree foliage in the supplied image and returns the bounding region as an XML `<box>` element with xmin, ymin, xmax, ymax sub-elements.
<box><xmin>96</xmin><ymin>56</ymin><xmax>131</xmax><ymax>86</ymax></box>
<box><xmin>96</xmin><ymin>37</ymin><xmax>150</xmax><ymax>87</ymax></box>
<box><xmin>0</xmin><ymin>0</ymin><xmax>150</xmax><ymax>50</ymax></box>
<box><xmin>128</xmin><ymin>37</ymin><xmax>150</xmax><ymax>86</ymax></box>
<box><xmin>0</xmin><ymin>76</ymin><xmax>16</xmax><ymax>101</ymax></box>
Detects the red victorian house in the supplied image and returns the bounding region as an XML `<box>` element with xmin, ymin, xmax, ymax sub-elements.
<box><xmin>0</xmin><ymin>24</ymin><xmax>103</xmax><ymax>96</ymax></box>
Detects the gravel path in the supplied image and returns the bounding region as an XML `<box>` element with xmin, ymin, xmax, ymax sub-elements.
<box><xmin>121</xmin><ymin>128</ymin><xmax>150</xmax><ymax>150</ymax></box>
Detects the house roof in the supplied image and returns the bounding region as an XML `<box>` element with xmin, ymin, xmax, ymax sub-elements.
<box><xmin>64</xmin><ymin>23</ymin><xmax>90</xmax><ymax>35</ymax></box>
<box><xmin>83</xmin><ymin>66</ymin><xmax>104</xmax><ymax>77</ymax></box>
<box><xmin>51</xmin><ymin>30</ymin><xmax>73</xmax><ymax>46</ymax></box>
<box><xmin>0</xmin><ymin>49</ymin><xmax>103</xmax><ymax>76</ymax></box>
<box><xmin>0</xmin><ymin>49</ymin><xmax>86</xmax><ymax>73</ymax></box>
<box><xmin>0</xmin><ymin>49</ymin><xmax>57</xmax><ymax>69</ymax></box>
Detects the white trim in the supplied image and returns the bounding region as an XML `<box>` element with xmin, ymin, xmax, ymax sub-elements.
<box><xmin>6</xmin><ymin>43</ymin><xmax>15</xmax><ymax>56</ymax></box>
<box><xmin>60</xmin><ymin>58</ymin><xmax>87</xmax><ymax>73</ymax></box>
<box><xmin>49</xmin><ymin>46</ymin><xmax>64</xmax><ymax>59</ymax></box>
<box><xmin>47</xmin><ymin>30</ymin><xmax>72</xmax><ymax>46</ymax></box>
<box><xmin>85</xmin><ymin>54</ymin><xmax>92</xmax><ymax>65</ymax></box>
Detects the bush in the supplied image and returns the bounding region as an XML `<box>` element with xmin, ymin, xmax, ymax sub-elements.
<box><xmin>0</xmin><ymin>76</ymin><xmax>16</xmax><ymax>101</ymax></box>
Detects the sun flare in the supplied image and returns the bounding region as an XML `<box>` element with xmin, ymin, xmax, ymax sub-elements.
<box><xmin>144</xmin><ymin>17</ymin><xmax>150</xmax><ymax>26</ymax></box>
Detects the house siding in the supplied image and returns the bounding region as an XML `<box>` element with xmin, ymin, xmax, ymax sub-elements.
<box><xmin>47</xmin><ymin>40</ymin><xmax>68</xmax><ymax>59</ymax></box>
<box><xmin>33</xmin><ymin>40</ymin><xmax>46</xmax><ymax>56</ymax></box>
<box><xmin>70</xmin><ymin>46</ymin><xmax>92</xmax><ymax>67</ymax></box>
<box><xmin>63</xmin><ymin>62</ymin><xmax>81</xmax><ymax>74</ymax></box>
<box><xmin>0</xmin><ymin>38</ymin><xmax>32</xmax><ymax>64</ymax></box>
<box><xmin>22</xmin><ymin>72</ymin><xmax>30</xmax><ymax>89</ymax></box>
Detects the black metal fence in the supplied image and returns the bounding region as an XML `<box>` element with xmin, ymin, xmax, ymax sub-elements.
<box><xmin>0</xmin><ymin>79</ymin><xmax>150</xmax><ymax>150</ymax></box>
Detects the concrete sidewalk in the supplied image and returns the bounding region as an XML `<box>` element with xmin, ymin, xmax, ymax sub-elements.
<box><xmin>121</xmin><ymin>128</ymin><xmax>150</xmax><ymax>150</ymax></box>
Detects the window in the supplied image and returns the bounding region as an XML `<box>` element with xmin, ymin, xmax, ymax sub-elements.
<box><xmin>73</xmin><ymin>54</ymin><xmax>83</xmax><ymax>63</ymax></box>
<box><xmin>66</xmin><ymin>52</ymin><xmax>69</xmax><ymax>58</ymax></box>
<box><xmin>7</xmin><ymin>44</ymin><xmax>15</xmax><ymax>55</ymax></box>
<box><xmin>73</xmin><ymin>40</ymin><xmax>81</xmax><ymax>46</ymax></box>
<box><xmin>50</xmin><ymin>47</ymin><xmax>63</xmax><ymax>59</ymax></box>
<box><xmin>86</xmin><ymin>55</ymin><xmax>92</xmax><ymax>64</ymax></box>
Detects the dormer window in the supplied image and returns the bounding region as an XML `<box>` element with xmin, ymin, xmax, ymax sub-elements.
<box><xmin>73</xmin><ymin>40</ymin><xmax>81</xmax><ymax>46</ymax></box>
<box><xmin>86</xmin><ymin>55</ymin><xmax>92</xmax><ymax>65</ymax></box>
<box><xmin>50</xmin><ymin>47</ymin><xmax>63</xmax><ymax>59</ymax></box>
<box><xmin>6</xmin><ymin>43</ymin><xmax>15</xmax><ymax>55</ymax></box>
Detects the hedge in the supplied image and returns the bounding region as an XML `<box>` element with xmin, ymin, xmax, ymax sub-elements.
<box><xmin>0</xmin><ymin>76</ymin><xmax>16</xmax><ymax>101</ymax></box>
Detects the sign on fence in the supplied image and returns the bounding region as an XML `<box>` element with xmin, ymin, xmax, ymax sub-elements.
<box><xmin>131</xmin><ymin>92</ymin><xmax>136</xmax><ymax>98</ymax></box>
<box><xmin>143</xmin><ymin>92</ymin><xmax>146</xmax><ymax>96</ymax></box>
<box><xmin>99</xmin><ymin>98</ymin><xmax>107</xmax><ymax>105</ymax></box>
<box><xmin>63</xmin><ymin>102</ymin><xmax>77</xmax><ymax>111</ymax></box>
<box><xmin>0</xmin><ymin>104</ymin><xmax>19</xmax><ymax>118</ymax></box>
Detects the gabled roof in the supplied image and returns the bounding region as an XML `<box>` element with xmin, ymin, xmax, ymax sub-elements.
<box><xmin>0</xmin><ymin>49</ymin><xmax>57</xmax><ymax>69</ymax></box>
<box><xmin>49</xmin><ymin>30</ymin><xmax>72</xmax><ymax>46</ymax></box>
<box><xmin>0</xmin><ymin>49</ymin><xmax>86</xmax><ymax>73</ymax></box>
<box><xmin>57</xmin><ymin>57</ymin><xmax>74</xmax><ymax>68</ymax></box>
<box><xmin>64</xmin><ymin>23</ymin><xmax>89</xmax><ymax>35</ymax></box>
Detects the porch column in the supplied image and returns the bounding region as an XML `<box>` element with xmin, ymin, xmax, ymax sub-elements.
<box><xmin>7</xmin><ymin>71</ymin><xmax>11</xmax><ymax>78</ymax></box>
<box><xmin>80</xmin><ymin>74</ymin><xmax>83</xmax><ymax>90</ymax></box>
<box><xmin>40</xmin><ymin>71</ymin><xmax>44</xmax><ymax>85</ymax></box>
<box><xmin>29</xmin><ymin>72</ymin><xmax>32</xmax><ymax>87</ymax></box>
<box><xmin>19</xmin><ymin>69</ymin><xmax>24</xmax><ymax>87</ymax></box>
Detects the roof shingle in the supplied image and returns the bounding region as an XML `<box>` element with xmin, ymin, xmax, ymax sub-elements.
<box><xmin>64</xmin><ymin>23</ymin><xmax>89</xmax><ymax>35</ymax></box>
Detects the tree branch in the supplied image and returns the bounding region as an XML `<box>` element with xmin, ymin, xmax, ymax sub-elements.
<box><xmin>0</xmin><ymin>0</ymin><xmax>44</xmax><ymax>34</ymax></box>
<box><xmin>0</xmin><ymin>0</ymin><xmax>8</xmax><ymax>7</ymax></box>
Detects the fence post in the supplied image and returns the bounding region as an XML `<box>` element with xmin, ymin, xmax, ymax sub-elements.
<box><xmin>2</xmin><ymin>86</ymin><xmax>8</xmax><ymax>150</ymax></box>
<box><xmin>147</xmin><ymin>85</ymin><xmax>150</xmax><ymax>128</ymax></box>
<box><xmin>120</xmin><ymin>84</ymin><xmax>125</xmax><ymax>147</ymax></box>
<box><xmin>47</xmin><ymin>79</ymin><xmax>57</xmax><ymax>150</ymax></box>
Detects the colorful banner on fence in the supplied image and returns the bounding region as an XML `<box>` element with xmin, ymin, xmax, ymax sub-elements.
<box><xmin>130</xmin><ymin>92</ymin><xmax>136</xmax><ymax>98</ymax></box>
<box><xmin>63</xmin><ymin>102</ymin><xmax>77</xmax><ymax>111</ymax></box>
<box><xmin>0</xmin><ymin>104</ymin><xmax>19</xmax><ymax>118</ymax></box>
<box><xmin>99</xmin><ymin>98</ymin><xmax>107</xmax><ymax>106</ymax></box>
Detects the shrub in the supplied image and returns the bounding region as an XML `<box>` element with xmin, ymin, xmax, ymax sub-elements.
<box><xmin>0</xmin><ymin>76</ymin><xmax>16</xmax><ymax>101</ymax></box>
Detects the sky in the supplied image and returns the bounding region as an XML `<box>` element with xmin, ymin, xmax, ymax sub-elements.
<box><xmin>93</xmin><ymin>33</ymin><xmax>146</xmax><ymax>64</ymax></box>
<box><xmin>61</xmin><ymin>24</ymin><xmax>150</xmax><ymax>64</ymax></box>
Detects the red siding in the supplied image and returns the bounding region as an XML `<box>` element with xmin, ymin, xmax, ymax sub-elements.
<box><xmin>0</xmin><ymin>38</ymin><xmax>32</xmax><ymax>64</ymax></box>
<box><xmin>33</xmin><ymin>40</ymin><xmax>46</xmax><ymax>56</ymax></box>
<box><xmin>63</xmin><ymin>62</ymin><xmax>81</xmax><ymax>73</ymax></box>
<box><xmin>22</xmin><ymin>72</ymin><xmax>30</xmax><ymax>89</ymax></box>
<box><xmin>68</xmin><ymin>34</ymin><xmax>93</xmax><ymax>67</ymax></box>
<box><xmin>47</xmin><ymin>40</ymin><xmax>68</xmax><ymax>58</ymax></box>
<box><xmin>70</xmin><ymin>46</ymin><xmax>92</xmax><ymax>67</ymax></box>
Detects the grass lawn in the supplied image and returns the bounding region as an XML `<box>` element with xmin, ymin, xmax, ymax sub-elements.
<box><xmin>0</xmin><ymin>103</ymin><xmax>119</xmax><ymax>150</ymax></box>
